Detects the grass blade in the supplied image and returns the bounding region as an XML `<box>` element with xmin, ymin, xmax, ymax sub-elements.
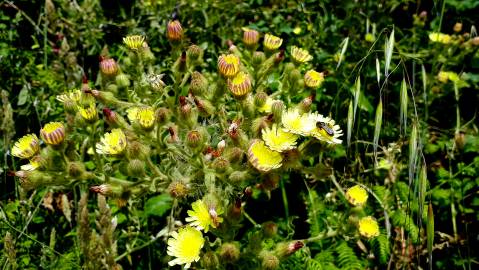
<box><xmin>422</xmin><ymin>65</ymin><xmax>428</xmax><ymax>120</ymax></box>
<box><xmin>373</xmin><ymin>98</ymin><xmax>383</xmax><ymax>164</ymax></box>
<box><xmin>376</xmin><ymin>57</ymin><xmax>381</xmax><ymax>86</ymax></box>
<box><xmin>347</xmin><ymin>100</ymin><xmax>353</xmax><ymax>147</ymax></box>
<box><xmin>427</xmin><ymin>203</ymin><xmax>434</xmax><ymax>270</ymax></box>
<box><xmin>409</xmin><ymin>123</ymin><xmax>418</xmax><ymax>186</ymax></box>
<box><xmin>384</xmin><ymin>29</ymin><xmax>395</xmax><ymax>76</ymax></box>
<box><xmin>419</xmin><ymin>163</ymin><xmax>427</xmax><ymax>221</ymax></box>
<box><xmin>336</xmin><ymin>37</ymin><xmax>349</xmax><ymax>69</ymax></box>
<box><xmin>400</xmin><ymin>78</ymin><xmax>408</xmax><ymax>134</ymax></box>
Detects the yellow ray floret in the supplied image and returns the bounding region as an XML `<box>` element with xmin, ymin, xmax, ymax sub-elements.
<box><xmin>345</xmin><ymin>185</ymin><xmax>368</xmax><ymax>206</ymax></box>
<box><xmin>262</xmin><ymin>124</ymin><xmax>299</xmax><ymax>152</ymax></box>
<box><xmin>167</xmin><ymin>226</ymin><xmax>204</xmax><ymax>269</ymax></box>
<box><xmin>186</xmin><ymin>200</ymin><xmax>224</xmax><ymax>232</ymax></box>
<box><xmin>96</xmin><ymin>129</ymin><xmax>127</xmax><ymax>155</ymax></box>
<box><xmin>263</xmin><ymin>33</ymin><xmax>283</xmax><ymax>50</ymax></box>
<box><xmin>281</xmin><ymin>109</ymin><xmax>316</xmax><ymax>136</ymax></box>
<box><xmin>11</xmin><ymin>134</ymin><xmax>40</xmax><ymax>159</ymax></box>
<box><xmin>123</xmin><ymin>35</ymin><xmax>145</xmax><ymax>50</ymax></box>
<box><xmin>358</xmin><ymin>216</ymin><xmax>380</xmax><ymax>238</ymax></box>
<box><xmin>291</xmin><ymin>46</ymin><xmax>313</xmax><ymax>63</ymax></box>
<box><xmin>248</xmin><ymin>140</ymin><xmax>283</xmax><ymax>172</ymax></box>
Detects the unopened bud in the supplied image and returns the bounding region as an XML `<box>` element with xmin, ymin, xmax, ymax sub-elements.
<box><xmin>127</xmin><ymin>159</ymin><xmax>145</xmax><ymax>177</ymax></box>
<box><xmin>252</xmin><ymin>51</ymin><xmax>266</xmax><ymax>66</ymax></box>
<box><xmin>90</xmin><ymin>184</ymin><xmax>123</xmax><ymax>197</ymax></box>
<box><xmin>115</xmin><ymin>73</ymin><xmax>130</xmax><ymax>88</ymax></box>
<box><xmin>174</xmin><ymin>51</ymin><xmax>188</xmax><ymax>73</ymax></box>
<box><xmin>289</xmin><ymin>69</ymin><xmax>302</xmax><ymax>83</ymax></box>
<box><xmin>201</xmin><ymin>251</ymin><xmax>219</xmax><ymax>269</ymax></box>
<box><xmin>283</xmin><ymin>62</ymin><xmax>295</xmax><ymax>74</ymax></box>
<box><xmin>262</xmin><ymin>173</ymin><xmax>280</xmax><ymax>191</ymax></box>
<box><xmin>298</xmin><ymin>95</ymin><xmax>313</xmax><ymax>113</ymax></box>
<box><xmin>262</xmin><ymin>221</ymin><xmax>278</xmax><ymax>238</ymax></box>
<box><xmin>212</xmin><ymin>157</ymin><xmax>230</xmax><ymax>173</ymax></box>
<box><xmin>68</xmin><ymin>162</ymin><xmax>86</xmax><ymax>178</ymax></box>
<box><xmin>194</xmin><ymin>96</ymin><xmax>215</xmax><ymax>116</ymax></box>
<box><xmin>219</xmin><ymin>242</ymin><xmax>240</xmax><ymax>263</ymax></box>
<box><xmin>100</xmin><ymin>58</ymin><xmax>119</xmax><ymax>76</ymax></box>
<box><xmin>251</xmin><ymin>116</ymin><xmax>271</xmax><ymax>137</ymax></box>
<box><xmin>271</xmin><ymin>100</ymin><xmax>284</xmax><ymax>122</ymax></box>
<box><xmin>186</xmin><ymin>130</ymin><xmax>204</xmax><ymax>149</ymax></box>
<box><xmin>105</xmin><ymin>84</ymin><xmax>118</xmax><ymax>94</ymax></box>
<box><xmin>217</xmin><ymin>140</ymin><xmax>226</xmax><ymax>152</ymax></box>
<box><xmin>187</xmin><ymin>44</ymin><xmax>203</xmax><ymax>61</ymax></box>
<box><xmin>228</xmin><ymin>170</ymin><xmax>250</xmax><ymax>184</ymax></box>
<box><xmin>455</xmin><ymin>131</ymin><xmax>465</xmax><ymax>150</ymax></box>
<box><xmin>260</xmin><ymin>251</ymin><xmax>280</xmax><ymax>270</ymax></box>
<box><xmin>224</xmin><ymin>147</ymin><xmax>244</xmax><ymax>164</ymax></box>
<box><xmin>156</xmin><ymin>107</ymin><xmax>171</xmax><ymax>125</ymax></box>
<box><xmin>242</xmin><ymin>27</ymin><xmax>260</xmax><ymax>48</ymax></box>
<box><xmin>166</xmin><ymin>20</ymin><xmax>183</xmax><ymax>42</ymax></box>
<box><xmin>254</xmin><ymin>91</ymin><xmax>268</xmax><ymax>107</ymax></box>
<box><xmin>126</xmin><ymin>141</ymin><xmax>149</xmax><ymax>160</ymax></box>
<box><xmin>275</xmin><ymin>241</ymin><xmax>304</xmax><ymax>258</ymax></box>
<box><xmin>190</xmin><ymin>71</ymin><xmax>208</xmax><ymax>96</ymax></box>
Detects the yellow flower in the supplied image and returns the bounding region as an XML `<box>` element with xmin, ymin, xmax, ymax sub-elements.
<box><xmin>227</xmin><ymin>71</ymin><xmax>252</xmax><ymax>98</ymax></box>
<box><xmin>358</xmin><ymin>216</ymin><xmax>380</xmax><ymax>238</ymax></box>
<box><xmin>242</xmin><ymin>27</ymin><xmax>260</xmax><ymax>47</ymax></box>
<box><xmin>263</xmin><ymin>33</ymin><xmax>283</xmax><ymax>51</ymax></box>
<box><xmin>304</xmin><ymin>70</ymin><xmax>324</xmax><ymax>88</ymax></box>
<box><xmin>166</xmin><ymin>20</ymin><xmax>183</xmax><ymax>42</ymax></box>
<box><xmin>123</xmin><ymin>35</ymin><xmax>145</xmax><ymax>50</ymax></box>
<box><xmin>40</xmin><ymin>122</ymin><xmax>65</xmax><ymax>146</ymax></box>
<box><xmin>248</xmin><ymin>140</ymin><xmax>282</xmax><ymax>172</ymax></box>
<box><xmin>96</xmin><ymin>129</ymin><xmax>127</xmax><ymax>155</ymax></box>
<box><xmin>345</xmin><ymin>185</ymin><xmax>368</xmax><ymax>206</ymax></box>
<box><xmin>11</xmin><ymin>134</ymin><xmax>40</xmax><ymax>159</ymax></box>
<box><xmin>290</xmin><ymin>46</ymin><xmax>312</xmax><ymax>64</ymax></box>
<box><xmin>56</xmin><ymin>89</ymin><xmax>82</xmax><ymax>104</ymax></box>
<box><xmin>309</xmin><ymin>114</ymin><xmax>343</xmax><ymax>144</ymax></box>
<box><xmin>429</xmin><ymin>32</ymin><xmax>452</xmax><ymax>44</ymax></box>
<box><xmin>20</xmin><ymin>157</ymin><xmax>41</xmax><ymax>171</ymax></box>
<box><xmin>281</xmin><ymin>109</ymin><xmax>315</xmax><ymax>136</ymax></box>
<box><xmin>127</xmin><ymin>107</ymin><xmax>156</xmax><ymax>130</ymax></box>
<box><xmin>218</xmin><ymin>54</ymin><xmax>240</xmax><ymax>77</ymax></box>
<box><xmin>262</xmin><ymin>124</ymin><xmax>298</xmax><ymax>152</ymax></box>
<box><xmin>78</xmin><ymin>103</ymin><xmax>98</xmax><ymax>122</ymax></box>
<box><xmin>437</xmin><ymin>71</ymin><xmax>460</xmax><ymax>83</ymax></box>
<box><xmin>167</xmin><ymin>226</ymin><xmax>204</xmax><ymax>269</ymax></box>
<box><xmin>186</xmin><ymin>200</ymin><xmax>224</xmax><ymax>232</ymax></box>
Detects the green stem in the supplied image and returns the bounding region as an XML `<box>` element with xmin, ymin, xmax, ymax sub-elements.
<box><xmin>115</xmin><ymin>236</ymin><xmax>161</xmax><ymax>262</ymax></box>
<box><xmin>243</xmin><ymin>211</ymin><xmax>259</xmax><ymax>227</ymax></box>
<box><xmin>280</xmin><ymin>177</ymin><xmax>289</xmax><ymax>222</ymax></box>
<box><xmin>303</xmin><ymin>230</ymin><xmax>338</xmax><ymax>243</ymax></box>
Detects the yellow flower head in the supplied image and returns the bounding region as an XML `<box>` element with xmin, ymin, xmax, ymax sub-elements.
<box><xmin>127</xmin><ymin>107</ymin><xmax>156</xmax><ymax>130</ymax></box>
<box><xmin>167</xmin><ymin>226</ymin><xmax>204</xmax><ymax>269</ymax></box>
<box><xmin>186</xmin><ymin>199</ymin><xmax>224</xmax><ymax>232</ymax></box>
<box><xmin>281</xmin><ymin>109</ymin><xmax>316</xmax><ymax>136</ymax></box>
<box><xmin>56</xmin><ymin>89</ymin><xmax>82</xmax><ymax>104</ymax></box>
<box><xmin>262</xmin><ymin>124</ymin><xmax>299</xmax><ymax>152</ymax></box>
<box><xmin>304</xmin><ymin>70</ymin><xmax>324</xmax><ymax>88</ymax></box>
<box><xmin>123</xmin><ymin>35</ymin><xmax>145</xmax><ymax>50</ymax></box>
<box><xmin>258</xmin><ymin>97</ymin><xmax>274</xmax><ymax>113</ymax></box>
<box><xmin>248</xmin><ymin>140</ymin><xmax>283</xmax><ymax>172</ymax></box>
<box><xmin>263</xmin><ymin>33</ymin><xmax>283</xmax><ymax>51</ymax></box>
<box><xmin>358</xmin><ymin>216</ymin><xmax>380</xmax><ymax>238</ymax></box>
<box><xmin>437</xmin><ymin>71</ymin><xmax>459</xmax><ymax>83</ymax></box>
<box><xmin>228</xmin><ymin>71</ymin><xmax>252</xmax><ymax>98</ymax></box>
<box><xmin>96</xmin><ymin>129</ymin><xmax>127</xmax><ymax>155</ymax></box>
<box><xmin>309</xmin><ymin>114</ymin><xmax>343</xmax><ymax>144</ymax></box>
<box><xmin>242</xmin><ymin>27</ymin><xmax>260</xmax><ymax>47</ymax></box>
<box><xmin>345</xmin><ymin>185</ymin><xmax>368</xmax><ymax>206</ymax></box>
<box><xmin>218</xmin><ymin>54</ymin><xmax>240</xmax><ymax>77</ymax></box>
<box><xmin>40</xmin><ymin>122</ymin><xmax>65</xmax><ymax>146</ymax></box>
<box><xmin>429</xmin><ymin>32</ymin><xmax>452</xmax><ymax>44</ymax></box>
<box><xmin>20</xmin><ymin>158</ymin><xmax>41</xmax><ymax>171</ymax></box>
<box><xmin>291</xmin><ymin>46</ymin><xmax>312</xmax><ymax>64</ymax></box>
<box><xmin>167</xmin><ymin>20</ymin><xmax>183</xmax><ymax>42</ymax></box>
<box><xmin>11</xmin><ymin>134</ymin><xmax>40</xmax><ymax>159</ymax></box>
<box><xmin>78</xmin><ymin>103</ymin><xmax>98</xmax><ymax>122</ymax></box>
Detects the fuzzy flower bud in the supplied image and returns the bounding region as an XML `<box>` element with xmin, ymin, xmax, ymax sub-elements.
<box><xmin>190</xmin><ymin>71</ymin><xmax>208</xmax><ymax>96</ymax></box>
<box><xmin>304</xmin><ymin>70</ymin><xmax>324</xmax><ymax>88</ymax></box>
<box><xmin>168</xmin><ymin>181</ymin><xmax>190</xmax><ymax>198</ymax></box>
<box><xmin>155</xmin><ymin>107</ymin><xmax>171</xmax><ymax>125</ymax></box>
<box><xmin>90</xmin><ymin>184</ymin><xmax>123</xmax><ymax>197</ymax></box>
<box><xmin>127</xmin><ymin>159</ymin><xmax>145</xmax><ymax>177</ymax></box>
<box><xmin>218</xmin><ymin>54</ymin><xmax>240</xmax><ymax>78</ymax></box>
<box><xmin>271</xmin><ymin>100</ymin><xmax>284</xmax><ymax>121</ymax></box>
<box><xmin>242</xmin><ymin>27</ymin><xmax>260</xmax><ymax>48</ymax></box>
<box><xmin>100</xmin><ymin>58</ymin><xmax>119</xmax><ymax>76</ymax></box>
<box><xmin>173</xmin><ymin>51</ymin><xmax>188</xmax><ymax>73</ymax></box>
<box><xmin>262</xmin><ymin>221</ymin><xmax>278</xmax><ymax>238</ymax></box>
<box><xmin>40</xmin><ymin>122</ymin><xmax>65</xmax><ymax>146</ymax></box>
<box><xmin>194</xmin><ymin>96</ymin><xmax>215</xmax><ymax>116</ymax></box>
<box><xmin>103</xmin><ymin>108</ymin><xmax>127</xmax><ymax>128</ymax></box>
<box><xmin>254</xmin><ymin>91</ymin><xmax>268</xmax><ymax>107</ymax></box>
<box><xmin>252</xmin><ymin>51</ymin><xmax>266</xmax><ymax>66</ymax></box>
<box><xmin>126</xmin><ymin>141</ymin><xmax>149</xmax><ymax>160</ymax></box>
<box><xmin>201</xmin><ymin>251</ymin><xmax>219</xmax><ymax>270</ymax></box>
<box><xmin>219</xmin><ymin>243</ymin><xmax>240</xmax><ymax>263</ymax></box>
<box><xmin>275</xmin><ymin>241</ymin><xmax>304</xmax><ymax>258</ymax></box>
<box><xmin>227</xmin><ymin>71</ymin><xmax>252</xmax><ymax>99</ymax></box>
<box><xmin>260</xmin><ymin>251</ymin><xmax>280</xmax><ymax>270</ymax></box>
<box><xmin>187</xmin><ymin>44</ymin><xmax>203</xmax><ymax>61</ymax></box>
<box><xmin>212</xmin><ymin>157</ymin><xmax>230</xmax><ymax>173</ymax></box>
<box><xmin>115</xmin><ymin>73</ymin><xmax>130</xmax><ymax>88</ymax></box>
<box><xmin>68</xmin><ymin>162</ymin><xmax>86</xmax><ymax>178</ymax></box>
<box><xmin>166</xmin><ymin>20</ymin><xmax>183</xmax><ymax>42</ymax></box>
<box><xmin>186</xmin><ymin>130</ymin><xmax>204</xmax><ymax>149</ymax></box>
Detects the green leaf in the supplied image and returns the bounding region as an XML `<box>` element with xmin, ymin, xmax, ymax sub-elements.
<box><xmin>144</xmin><ymin>194</ymin><xmax>173</xmax><ymax>217</ymax></box>
<box><xmin>17</xmin><ymin>86</ymin><xmax>29</xmax><ymax>106</ymax></box>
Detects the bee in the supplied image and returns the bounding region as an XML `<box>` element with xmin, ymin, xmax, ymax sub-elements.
<box><xmin>316</xmin><ymin>121</ymin><xmax>335</xmax><ymax>136</ymax></box>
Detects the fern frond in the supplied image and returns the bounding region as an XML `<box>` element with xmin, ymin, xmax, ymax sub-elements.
<box><xmin>391</xmin><ymin>210</ymin><xmax>420</xmax><ymax>244</ymax></box>
<box><xmin>335</xmin><ymin>242</ymin><xmax>363</xmax><ymax>270</ymax></box>
<box><xmin>371</xmin><ymin>234</ymin><xmax>390</xmax><ymax>264</ymax></box>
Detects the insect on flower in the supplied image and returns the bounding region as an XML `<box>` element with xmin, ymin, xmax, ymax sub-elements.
<box><xmin>315</xmin><ymin>121</ymin><xmax>335</xmax><ymax>136</ymax></box>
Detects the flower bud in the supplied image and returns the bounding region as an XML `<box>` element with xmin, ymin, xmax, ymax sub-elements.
<box><xmin>105</xmin><ymin>84</ymin><xmax>118</xmax><ymax>94</ymax></box>
<box><xmin>211</xmin><ymin>157</ymin><xmax>230</xmax><ymax>173</ymax></box>
<box><xmin>252</xmin><ymin>51</ymin><xmax>266</xmax><ymax>66</ymax></box>
<box><xmin>254</xmin><ymin>91</ymin><xmax>268</xmax><ymax>107</ymax></box>
<box><xmin>219</xmin><ymin>242</ymin><xmax>240</xmax><ymax>263</ymax></box>
<box><xmin>290</xmin><ymin>46</ymin><xmax>312</xmax><ymax>64</ymax></box>
<box><xmin>168</xmin><ymin>181</ymin><xmax>189</xmax><ymax>198</ymax></box>
<box><xmin>224</xmin><ymin>147</ymin><xmax>244</xmax><ymax>164</ymax></box>
<box><xmin>228</xmin><ymin>170</ymin><xmax>250</xmax><ymax>184</ymax></box>
<box><xmin>186</xmin><ymin>129</ymin><xmax>204</xmax><ymax>149</ymax></box>
<box><xmin>127</xmin><ymin>159</ymin><xmax>145</xmax><ymax>177</ymax></box>
<box><xmin>103</xmin><ymin>107</ymin><xmax>128</xmax><ymax>128</ymax></box>
<box><xmin>201</xmin><ymin>251</ymin><xmax>219</xmax><ymax>270</ymax></box>
<box><xmin>155</xmin><ymin>107</ymin><xmax>171</xmax><ymax>125</ymax></box>
<box><xmin>126</xmin><ymin>141</ymin><xmax>149</xmax><ymax>160</ymax></box>
<box><xmin>194</xmin><ymin>96</ymin><xmax>215</xmax><ymax>116</ymax></box>
<box><xmin>190</xmin><ymin>71</ymin><xmax>208</xmax><ymax>96</ymax></box>
<box><xmin>262</xmin><ymin>221</ymin><xmax>278</xmax><ymax>238</ymax></box>
<box><xmin>289</xmin><ymin>69</ymin><xmax>302</xmax><ymax>84</ymax></box>
<box><xmin>146</xmin><ymin>73</ymin><xmax>166</xmax><ymax>91</ymax></box>
<box><xmin>271</xmin><ymin>100</ymin><xmax>284</xmax><ymax>122</ymax></box>
<box><xmin>90</xmin><ymin>184</ymin><xmax>123</xmax><ymax>197</ymax></box>
<box><xmin>166</xmin><ymin>20</ymin><xmax>183</xmax><ymax>42</ymax></box>
<box><xmin>187</xmin><ymin>44</ymin><xmax>203</xmax><ymax>62</ymax></box>
<box><xmin>283</xmin><ymin>62</ymin><xmax>295</xmax><ymax>74</ymax></box>
<box><xmin>242</xmin><ymin>27</ymin><xmax>260</xmax><ymax>48</ymax></box>
<box><xmin>100</xmin><ymin>58</ymin><xmax>119</xmax><ymax>76</ymax></box>
<box><xmin>68</xmin><ymin>161</ymin><xmax>86</xmax><ymax>178</ymax></box>
<box><xmin>77</xmin><ymin>103</ymin><xmax>98</xmax><ymax>123</ymax></box>
<box><xmin>262</xmin><ymin>173</ymin><xmax>280</xmax><ymax>191</ymax></box>
<box><xmin>455</xmin><ymin>131</ymin><xmax>465</xmax><ymax>150</ymax></box>
<box><xmin>453</xmin><ymin>22</ymin><xmax>462</xmax><ymax>32</ymax></box>
<box><xmin>275</xmin><ymin>241</ymin><xmax>304</xmax><ymax>258</ymax></box>
<box><xmin>251</xmin><ymin>116</ymin><xmax>271</xmax><ymax>137</ymax></box>
<box><xmin>260</xmin><ymin>251</ymin><xmax>280</xmax><ymax>270</ymax></box>
<box><xmin>167</xmin><ymin>125</ymin><xmax>180</xmax><ymax>143</ymax></box>
<box><xmin>173</xmin><ymin>51</ymin><xmax>188</xmax><ymax>73</ymax></box>
<box><xmin>115</xmin><ymin>73</ymin><xmax>130</xmax><ymax>88</ymax></box>
<box><xmin>218</xmin><ymin>54</ymin><xmax>240</xmax><ymax>78</ymax></box>
<box><xmin>298</xmin><ymin>95</ymin><xmax>313</xmax><ymax>113</ymax></box>
<box><xmin>40</xmin><ymin>122</ymin><xmax>65</xmax><ymax>146</ymax></box>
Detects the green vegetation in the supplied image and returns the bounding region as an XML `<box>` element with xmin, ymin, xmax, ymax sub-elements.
<box><xmin>1</xmin><ymin>1</ymin><xmax>479</xmax><ymax>269</ymax></box>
